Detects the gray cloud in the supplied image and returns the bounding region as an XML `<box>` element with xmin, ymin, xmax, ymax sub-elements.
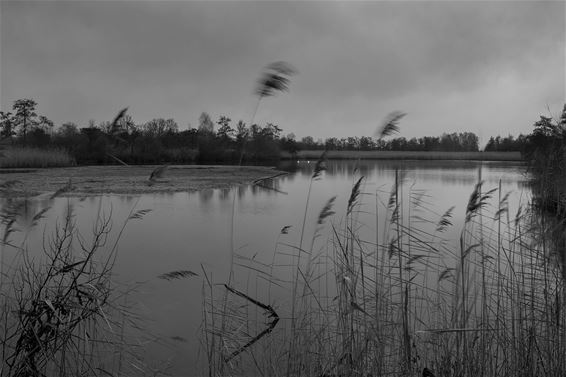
<box><xmin>1</xmin><ymin>0</ymin><xmax>564</xmax><ymax>141</ymax></box>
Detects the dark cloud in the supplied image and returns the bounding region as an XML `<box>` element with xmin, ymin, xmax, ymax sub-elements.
<box><xmin>1</xmin><ymin>1</ymin><xmax>564</xmax><ymax>140</ymax></box>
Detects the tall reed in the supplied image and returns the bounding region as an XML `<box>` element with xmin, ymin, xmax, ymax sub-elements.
<box><xmin>203</xmin><ymin>163</ymin><xmax>565</xmax><ymax>377</ymax></box>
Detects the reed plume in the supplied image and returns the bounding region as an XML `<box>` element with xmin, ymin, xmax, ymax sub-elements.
<box><xmin>375</xmin><ymin>111</ymin><xmax>406</xmax><ymax>139</ymax></box>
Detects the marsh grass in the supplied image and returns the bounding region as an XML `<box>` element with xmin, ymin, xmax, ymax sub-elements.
<box><xmin>202</xmin><ymin>166</ymin><xmax>565</xmax><ymax>377</ymax></box>
<box><xmin>0</xmin><ymin>147</ymin><xmax>75</xmax><ymax>168</ymax></box>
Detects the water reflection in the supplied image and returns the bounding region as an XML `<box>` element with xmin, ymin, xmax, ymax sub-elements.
<box><xmin>0</xmin><ymin>196</ymin><xmax>54</xmax><ymax>234</ymax></box>
<box><xmin>279</xmin><ymin>160</ymin><xmax>527</xmax><ymax>187</ymax></box>
<box><xmin>198</xmin><ymin>188</ymin><xmax>214</xmax><ymax>203</ymax></box>
<box><xmin>0</xmin><ymin>160</ymin><xmax>531</xmax><ymax>375</ymax></box>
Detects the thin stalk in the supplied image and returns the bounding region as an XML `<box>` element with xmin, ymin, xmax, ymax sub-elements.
<box><xmin>288</xmin><ymin>176</ymin><xmax>314</xmax><ymax>377</ymax></box>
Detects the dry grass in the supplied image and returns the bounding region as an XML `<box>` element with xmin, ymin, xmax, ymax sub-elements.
<box><xmin>0</xmin><ymin>147</ymin><xmax>75</xmax><ymax>168</ymax></box>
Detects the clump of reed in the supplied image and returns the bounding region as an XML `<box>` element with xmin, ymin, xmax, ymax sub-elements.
<box><xmin>0</xmin><ymin>147</ymin><xmax>76</xmax><ymax>168</ymax></box>
<box><xmin>202</xmin><ymin>158</ymin><xmax>565</xmax><ymax>377</ymax></box>
<box><xmin>0</xmin><ymin>188</ymin><xmax>152</xmax><ymax>376</ymax></box>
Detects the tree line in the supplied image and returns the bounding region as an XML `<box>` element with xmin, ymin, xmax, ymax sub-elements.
<box><xmin>0</xmin><ymin>98</ymin><xmax>544</xmax><ymax>165</ymax></box>
<box><xmin>524</xmin><ymin>105</ymin><xmax>566</xmax><ymax>217</ymax></box>
<box><xmin>297</xmin><ymin>132</ymin><xmax>480</xmax><ymax>152</ymax></box>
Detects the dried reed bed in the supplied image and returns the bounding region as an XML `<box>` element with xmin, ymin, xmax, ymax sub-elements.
<box><xmin>0</xmin><ymin>147</ymin><xmax>75</xmax><ymax>168</ymax></box>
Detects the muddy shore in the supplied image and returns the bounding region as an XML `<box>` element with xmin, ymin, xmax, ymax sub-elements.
<box><xmin>0</xmin><ymin>165</ymin><xmax>286</xmax><ymax>197</ymax></box>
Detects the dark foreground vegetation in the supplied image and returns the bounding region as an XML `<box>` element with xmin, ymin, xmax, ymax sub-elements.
<box><xmin>525</xmin><ymin>105</ymin><xmax>566</xmax><ymax>216</ymax></box>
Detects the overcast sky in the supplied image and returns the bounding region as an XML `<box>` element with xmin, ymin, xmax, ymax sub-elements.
<box><xmin>1</xmin><ymin>0</ymin><xmax>564</xmax><ymax>144</ymax></box>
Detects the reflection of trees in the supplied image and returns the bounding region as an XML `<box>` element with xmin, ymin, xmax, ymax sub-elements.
<box><xmin>252</xmin><ymin>178</ymin><xmax>284</xmax><ymax>196</ymax></box>
<box><xmin>198</xmin><ymin>189</ymin><xmax>214</xmax><ymax>203</ymax></box>
<box><xmin>237</xmin><ymin>185</ymin><xmax>247</xmax><ymax>199</ymax></box>
<box><xmin>288</xmin><ymin>160</ymin><xmax>525</xmax><ymax>186</ymax></box>
<box><xmin>117</xmin><ymin>195</ymin><xmax>138</xmax><ymax>205</ymax></box>
<box><xmin>0</xmin><ymin>196</ymin><xmax>52</xmax><ymax>232</ymax></box>
<box><xmin>219</xmin><ymin>188</ymin><xmax>232</xmax><ymax>201</ymax></box>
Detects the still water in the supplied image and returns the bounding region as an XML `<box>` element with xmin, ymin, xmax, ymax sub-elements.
<box><xmin>2</xmin><ymin>160</ymin><xmax>529</xmax><ymax>374</ymax></box>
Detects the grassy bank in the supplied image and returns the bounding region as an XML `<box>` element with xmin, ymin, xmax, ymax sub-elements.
<box><xmin>282</xmin><ymin>150</ymin><xmax>523</xmax><ymax>161</ymax></box>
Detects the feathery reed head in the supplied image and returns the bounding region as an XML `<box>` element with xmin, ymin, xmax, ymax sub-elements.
<box><xmin>376</xmin><ymin>111</ymin><xmax>406</xmax><ymax>139</ymax></box>
<box><xmin>110</xmin><ymin>107</ymin><xmax>128</xmax><ymax>134</ymax></box>
<box><xmin>280</xmin><ymin>225</ymin><xmax>292</xmax><ymax>234</ymax></box>
<box><xmin>317</xmin><ymin>196</ymin><xmax>336</xmax><ymax>225</ymax></box>
<box><xmin>465</xmin><ymin>181</ymin><xmax>496</xmax><ymax>222</ymax></box>
<box><xmin>436</xmin><ymin>206</ymin><xmax>455</xmax><ymax>232</ymax></box>
<box><xmin>158</xmin><ymin>270</ymin><xmax>198</xmax><ymax>281</ymax></box>
<box><xmin>312</xmin><ymin>150</ymin><xmax>327</xmax><ymax>180</ymax></box>
<box><xmin>255</xmin><ymin>61</ymin><xmax>296</xmax><ymax>98</ymax></box>
<box><xmin>347</xmin><ymin>176</ymin><xmax>364</xmax><ymax>215</ymax></box>
<box><xmin>494</xmin><ymin>191</ymin><xmax>511</xmax><ymax>220</ymax></box>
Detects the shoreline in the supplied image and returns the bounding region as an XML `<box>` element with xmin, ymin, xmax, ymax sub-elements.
<box><xmin>281</xmin><ymin>150</ymin><xmax>522</xmax><ymax>161</ymax></box>
<box><xmin>0</xmin><ymin>165</ymin><xmax>286</xmax><ymax>197</ymax></box>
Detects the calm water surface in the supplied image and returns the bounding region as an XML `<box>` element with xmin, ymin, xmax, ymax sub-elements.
<box><xmin>3</xmin><ymin>160</ymin><xmax>529</xmax><ymax>374</ymax></box>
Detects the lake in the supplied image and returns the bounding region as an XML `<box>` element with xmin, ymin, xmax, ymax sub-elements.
<box><xmin>1</xmin><ymin>159</ymin><xmax>535</xmax><ymax>376</ymax></box>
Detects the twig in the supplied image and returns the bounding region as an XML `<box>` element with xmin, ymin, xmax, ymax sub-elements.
<box><xmin>223</xmin><ymin>284</ymin><xmax>279</xmax><ymax>362</ymax></box>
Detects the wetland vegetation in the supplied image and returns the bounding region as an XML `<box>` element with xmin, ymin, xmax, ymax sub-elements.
<box><xmin>0</xmin><ymin>58</ymin><xmax>564</xmax><ymax>376</ymax></box>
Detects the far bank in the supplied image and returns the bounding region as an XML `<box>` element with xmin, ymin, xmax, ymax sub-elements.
<box><xmin>281</xmin><ymin>150</ymin><xmax>522</xmax><ymax>161</ymax></box>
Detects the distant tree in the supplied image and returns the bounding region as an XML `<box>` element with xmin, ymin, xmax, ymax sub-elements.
<box><xmin>216</xmin><ymin>116</ymin><xmax>234</xmax><ymax>142</ymax></box>
<box><xmin>114</xmin><ymin>114</ymin><xmax>135</xmax><ymax>133</ymax></box>
<box><xmin>454</xmin><ymin>132</ymin><xmax>479</xmax><ymax>152</ymax></box>
<box><xmin>346</xmin><ymin>136</ymin><xmax>359</xmax><ymax>150</ymax></box>
<box><xmin>145</xmin><ymin>118</ymin><xmax>178</xmax><ymax>137</ymax></box>
<box><xmin>390</xmin><ymin>137</ymin><xmax>408</xmax><ymax>151</ymax></box>
<box><xmin>113</xmin><ymin>115</ymin><xmax>141</xmax><ymax>156</ymax></box>
<box><xmin>325</xmin><ymin>137</ymin><xmax>340</xmax><ymax>150</ymax></box>
<box><xmin>13</xmin><ymin>98</ymin><xmax>38</xmax><ymax>144</ymax></box>
<box><xmin>27</xmin><ymin>115</ymin><xmax>53</xmax><ymax>147</ymax></box>
<box><xmin>36</xmin><ymin>115</ymin><xmax>54</xmax><ymax>137</ymax></box>
<box><xmin>235</xmin><ymin>121</ymin><xmax>248</xmax><ymax>145</ymax></box>
<box><xmin>0</xmin><ymin>111</ymin><xmax>16</xmax><ymax>141</ymax></box>
<box><xmin>280</xmin><ymin>133</ymin><xmax>298</xmax><ymax>155</ymax></box>
<box><xmin>58</xmin><ymin>122</ymin><xmax>79</xmax><ymax>138</ymax></box>
<box><xmin>301</xmin><ymin>136</ymin><xmax>315</xmax><ymax>149</ymax></box>
<box><xmin>560</xmin><ymin>104</ymin><xmax>566</xmax><ymax>127</ymax></box>
<box><xmin>98</xmin><ymin>120</ymin><xmax>113</xmax><ymax>134</ymax></box>
<box><xmin>198</xmin><ymin>112</ymin><xmax>214</xmax><ymax>134</ymax></box>
<box><xmin>262</xmin><ymin>123</ymin><xmax>282</xmax><ymax>140</ymax></box>
<box><xmin>533</xmin><ymin>115</ymin><xmax>557</xmax><ymax>138</ymax></box>
<box><xmin>359</xmin><ymin>136</ymin><xmax>374</xmax><ymax>151</ymax></box>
